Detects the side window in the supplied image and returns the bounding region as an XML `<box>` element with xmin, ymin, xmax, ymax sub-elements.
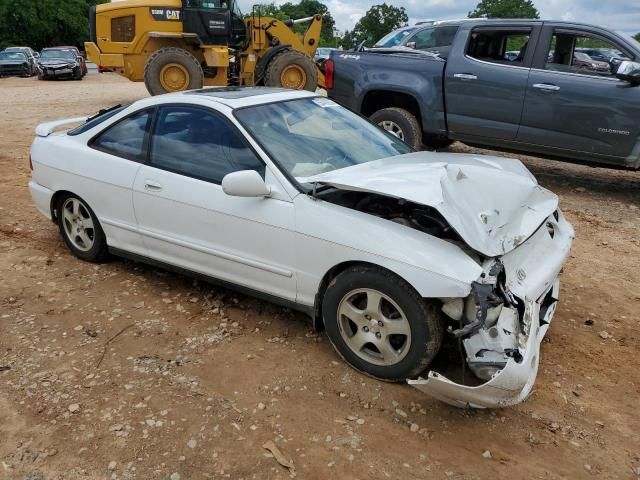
<box><xmin>411</xmin><ymin>27</ymin><xmax>458</xmax><ymax>50</ymax></box>
<box><xmin>150</xmin><ymin>106</ymin><xmax>265</xmax><ymax>184</ymax></box>
<box><xmin>91</xmin><ymin>109</ymin><xmax>152</xmax><ymax>161</ymax></box>
<box><xmin>467</xmin><ymin>29</ymin><xmax>532</xmax><ymax>65</ymax></box>
<box><xmin>545</xmin><ymin>32</ymin><xmax>630</xmax><ymax>76</ymax></box>
<box><xmin>412</xmin><ymin>28</ymin><xmax>436</xmax><ymax>49</ymax></box>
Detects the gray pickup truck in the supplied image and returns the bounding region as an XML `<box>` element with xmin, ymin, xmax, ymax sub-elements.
<box><xmin>326</xmin><ymin>19</ymin><xmax>640</xmax><ymax>169</ymax></box>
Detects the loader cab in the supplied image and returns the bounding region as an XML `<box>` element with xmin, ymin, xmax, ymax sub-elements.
<box><xmin>182</xmin><ymin>0</ymin><xmax>246</xmax><ymax>48</ymax></box>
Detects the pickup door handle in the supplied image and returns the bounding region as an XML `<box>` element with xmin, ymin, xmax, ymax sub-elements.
<box><xmin>532</xmin><ymin>83</ymin><xmax>560</xmax><ymax>91</ymax></box>
<box><xmin>144</xmin><ymin>180</ymin><xmax>163</xmax><ymax>191</ymax></box>
<box><xmin>453</xmin><ymin>73</ymin><xmax>478</xmax><ymax>80</ymax></box>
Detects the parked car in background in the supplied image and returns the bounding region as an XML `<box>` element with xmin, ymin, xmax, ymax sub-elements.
<box><xmin>38</xmin><ymin>47</ymin><xmax>85</xmax><ymax>80</ymax></box>
<box><xmin>55</xmin><ymin>46</ymin><xmax>88</xmax><ymax>76</ymax></box>
<box><xmin>576</xmin><ymin>47</ymin><xmax>628</xmax><ymax>67</ymax></box>
<box><xmin>2</xmin><ymin>47</ymin><xmax>38</xmax><ymax>76</ymax></box>
<box><xmin>373</xmin><ymin>20</ymin><xmax>462</xmax><ymax>58</ymax></box>
<box><xmin>28</xmin><ymin>87</ymin><xmax>573</xmax><ymax>408</ymax></box>
<box><xmin>573</xmin><ymin>51</ymin><xmax>611</xmax><ymax>73</ymax></box>
<box><xmin>0</xmin><ymin>51</ymin><xmax>37</xmax><ymax>77</ymax></box>
<box><xmin>505</xmin><ymin>50</ymin><xmax>520</xmax><ymax>61</ymax></box>
<box><xmin>373</xmin><ymin>26</ymin><xmax>419</xmax><ymax>48</ymax></box>
<box><xmin>314</xmin><ymin>47</ymin><xmax>338</xmax><ymax>61</ymax></box>
<box><xmin>4</xmin><ymin>46</ymin><xmax>39</xmax><ymax>61</ymax></box>
<box><xmin>327</xmin><ymin>19</ymin><xmax>640</xmax><ymax>170</ymax></box>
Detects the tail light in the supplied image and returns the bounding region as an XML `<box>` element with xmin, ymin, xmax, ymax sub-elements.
<box><xmin>29</xmin><ymin>154</ymin><xmax>33</xmax><ymax>171</ymax></box>
<box><xmin>324</xmin><ymin>59</ymin><xmax>334</xmax><ymax>90</ymax></box>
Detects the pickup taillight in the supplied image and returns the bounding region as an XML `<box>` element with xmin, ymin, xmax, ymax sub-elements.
<box><xmin>324</xmin><ymin>59</ymin><xmax>334</xmax><ymax>90</ymax></box>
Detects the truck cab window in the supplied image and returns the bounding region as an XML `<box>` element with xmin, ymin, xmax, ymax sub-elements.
<box><xmin>467</xmin><ymin>29</ymin><xmax>532</xmax><ymax>65</ymax></box>
<box><xmin>545</xmin><ymin>32</ymin><xmax>630</xmax><ymax>76</ymax></box>
<box><xmin>185</xmin><ymin>0</ymin><xmax>222</xmax><ymax>8</ymax></box>
<box><xmin>410</xmin><ymin>26</ymin><xmax>459</xmax><ymax>51</ymax></box>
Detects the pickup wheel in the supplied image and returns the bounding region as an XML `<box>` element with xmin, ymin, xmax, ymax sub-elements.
<box><xmin>370</xmin><ymin>108</ymin><xmax>422</xmax><ymax>150</ymax></box>
<box><xmin>322</xmin><ymin>265</ymin><xmax>443</xmax><ymax>382</ymax></box>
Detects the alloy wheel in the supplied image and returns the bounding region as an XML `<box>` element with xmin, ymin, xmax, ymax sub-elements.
<box><xmin>337</xmin><ymin>288</ymin><xmax>412</xmax><ymax>366</ymax></box>
<box><xmin>61</xmin><ymin>197</ymin><xmax>95</xmax><ymax>252</ymax></box>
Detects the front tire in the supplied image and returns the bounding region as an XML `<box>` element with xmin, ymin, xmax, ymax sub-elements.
<box><xmin>370</xmin><ymin>107</ymin><xmax>422</xmax><ymax>150</ymax></box>
<box><xmin>56</xmin><ymin>194</ymin><xmax>108</xmax><ymax>262</ymax></box>
<box><xmin>144</xmin><ymin>47</ymin><xmax>204</xmax><ymax>96</ymax></box>
<box><xmin>264</xmin><ymin>49</ymin><xmax>317</xmax><ymax>91</ymax></box>
<box><xmin>322</xmin><ymin>266</ymin><xmax>443</xmax><ymax>381</ymax></box>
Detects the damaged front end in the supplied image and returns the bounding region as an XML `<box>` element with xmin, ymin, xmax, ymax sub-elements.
<box><xmin>410</xmin><ymin>210</ymin><xmax>574</xmax><ymax>408</ymax></box>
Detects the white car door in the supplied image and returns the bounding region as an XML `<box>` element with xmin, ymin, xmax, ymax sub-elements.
<box><xmin>132</xmin><ymin>105</ymin><xmax>297</xmax><ymax>301</ymax></box>
<box><xmin>67</xmin><ymin>108</ymin><xmax>153</xmax><ymax>255</ymax></box>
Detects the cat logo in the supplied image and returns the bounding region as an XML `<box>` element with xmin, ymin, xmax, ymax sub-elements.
<box><xmin>165</xmin><ymin>9</ymin><xmax>181</xmax><ymax>20</ymax></box>
<box><xmin>149</xmin><ymin>8</ymin><xmax>182</xmax><ymax>22</ymax></box>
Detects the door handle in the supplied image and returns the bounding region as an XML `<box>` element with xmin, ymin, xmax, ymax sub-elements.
<box><xmin>453</xmin><ymin>73</ymin><xmax>478</xmax><ymax>80</ymax></box>
<box><xmin>532</xmin><ymin>83</ymin><xmax>560</xmax><ymax>91</ymax></box>
<box><xmin>144</xmin><ymin>180</ymin><xmax>163</xmax><ymax>191</ymax></box>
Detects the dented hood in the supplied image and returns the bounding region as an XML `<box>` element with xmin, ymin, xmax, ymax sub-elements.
<box><xmin>305</xmin><ymin>152</ymin><xmax>558</xmax><ymax>257</ymax></box>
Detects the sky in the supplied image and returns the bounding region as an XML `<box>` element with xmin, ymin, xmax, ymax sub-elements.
<box><xmin>236</xmin><ymin>0</ymin><xmax>640</xmax><ymax>37</ymax></box>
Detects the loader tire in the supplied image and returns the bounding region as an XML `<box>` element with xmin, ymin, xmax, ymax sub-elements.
<box><xmin>264</xmin><ymin>49</ymin><xmax>317</xmax><ymax>91</ymax></box>
<box><xmin>144</xmin><ymin>47</ymin><xmax>204</xmax><ymax>96</ymax></box>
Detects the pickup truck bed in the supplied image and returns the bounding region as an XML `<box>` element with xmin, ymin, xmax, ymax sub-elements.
<box><xmin>327</xmin><ymin>19</ymin><xmax>640</xmax><ymax>169</ymax></box>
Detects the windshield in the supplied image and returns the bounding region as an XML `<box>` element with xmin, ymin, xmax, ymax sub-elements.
<box><xmin>235</xmin><ymin>97</ymin><xmax>412</xmax><ymax>183</ymax></box>
<box><xmin>0</xmin><ymin>52</ymin><xmax>26</xmax><ymax>61</ymax></box>
<box><xmin>374</xmin><ymin>27</ymin><xmax>417</xmax><ymax>48</ymax></box>
<box><xmin>41</xmin><ymin>49</ymin><xmax>76</xmax><ymax>60</ymax></box>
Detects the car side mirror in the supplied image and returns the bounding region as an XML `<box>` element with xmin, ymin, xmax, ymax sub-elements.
<box><xmin>222</xmin><ymin>170</ymin><xmax>271</xmax><ymax>197</ymax></box>
<box><xmin>406</xmin><ymin>42</ymin><xmax>417</xmax><ymax>49</ymax></box>
<box><xmin>616</xmin><ymin>60</ymin><xmax>640</xmax><ymax>85</ymax></box>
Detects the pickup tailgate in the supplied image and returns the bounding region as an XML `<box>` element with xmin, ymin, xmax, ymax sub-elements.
<box><xmin>327</xmin><ymin>50</ymin><xmax>447</xmax><ymax>133</ymax></box>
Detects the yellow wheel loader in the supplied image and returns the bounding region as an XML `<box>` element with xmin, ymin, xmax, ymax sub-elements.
<box><xmin>84</xmin><ymin>0</ymin><xmax>324</xmax><ymax>95</ymax></box>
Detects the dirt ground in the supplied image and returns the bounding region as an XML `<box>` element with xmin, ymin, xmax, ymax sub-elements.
<box><xmin>1</xmin><ymin>72</ymin><xmax>639</xmax><ymax>480</ymax></box>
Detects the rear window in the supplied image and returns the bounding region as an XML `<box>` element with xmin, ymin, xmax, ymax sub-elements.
<box><xmin>67</xmin><ymin>105</ymin><xmax>127</xmax><ymax>136</ymax></box>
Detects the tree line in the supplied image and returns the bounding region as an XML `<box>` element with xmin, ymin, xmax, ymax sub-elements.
<box><xmin>0</xmin><ymin>0</ymin><xmax>638</xmax><ymax>52</ymax></box>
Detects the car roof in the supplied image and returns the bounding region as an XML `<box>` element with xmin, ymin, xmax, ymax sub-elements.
<box><xmin>177</xmin><ymin>87</ymin><xmax>317</xmax><ymax>108</ymax></box>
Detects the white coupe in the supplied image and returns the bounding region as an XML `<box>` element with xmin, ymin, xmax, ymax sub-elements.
<box><xmin>29</xmin><ymin>88</ymin><xmax>574</xmax><ymax>408</ymax></box>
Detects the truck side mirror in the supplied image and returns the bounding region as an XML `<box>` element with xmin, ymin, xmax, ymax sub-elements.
<box><xmin>616</xmin><ymin>60</ymin><xmax>640</xmax><ymax>85</ymax></box>
<box><xmin>406</xmin><ymin>42</ymin><xmax>417</xmax><ymax>49</ymax></box>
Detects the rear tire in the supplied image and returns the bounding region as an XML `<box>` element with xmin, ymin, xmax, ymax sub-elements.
<box><xmin>370</xmin><ymin>107</ymin><xmax>422</xmax><ymax>150</ymax></box>
<box><xmin>264</xmin><ymin>49</ymin><xmax>317</xmax><ymax>91</ymax></box>
<box><xmin>144</xmin><ymin>47</ymin><xmax>204</xmax><ymax>96</ymax></box>
<box><xmin>56</xmin><ymin>194</ymin><xmax>108</xmax><ymax>263</ymax></box>
<box><xmin>322</xmin><ymin>265</ymin><xmax>444</xmax><ymax>381</ymax></box>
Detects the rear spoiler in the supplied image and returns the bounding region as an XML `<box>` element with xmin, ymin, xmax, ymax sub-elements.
<box><xmin>35</xmin><ymin>116</ymin><xmax>88</xmax><ymax>137</ymax></box>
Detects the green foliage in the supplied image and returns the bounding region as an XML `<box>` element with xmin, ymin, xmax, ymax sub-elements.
<box><xmin>0</xmin><ymin>0</ymin><xmax>106</xmax><ymax>51</ymax></box>
<box><xmin>347</xmin><ymin>3</ymin><xmax>408</xmax><ymax>48</ymax></box>
<box><xmin>254</xmin><ymin>0</ymin><xmax>337</xmax><ymax>47</ymax></box>
<box><xmin>634</xmin><ymin>32</ymin><xmax>640</xmax><ymax>42</ymax></box>
<box><xmin>468</xmin><ymin>0</ymin><xmax>540</xmax><ymax>19</ymax></box>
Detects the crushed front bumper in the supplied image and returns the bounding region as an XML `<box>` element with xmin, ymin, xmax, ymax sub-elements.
<box><xmin>410</xmin><ymin>210</ymin><xmax>574</xmax><ymax>408</ymax></box>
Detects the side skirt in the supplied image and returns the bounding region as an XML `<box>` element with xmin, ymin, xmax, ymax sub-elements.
<box><xmin>108</xmin><ymin>246</ymin><xmax>316</xmax><ymax>321</ymax></box>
